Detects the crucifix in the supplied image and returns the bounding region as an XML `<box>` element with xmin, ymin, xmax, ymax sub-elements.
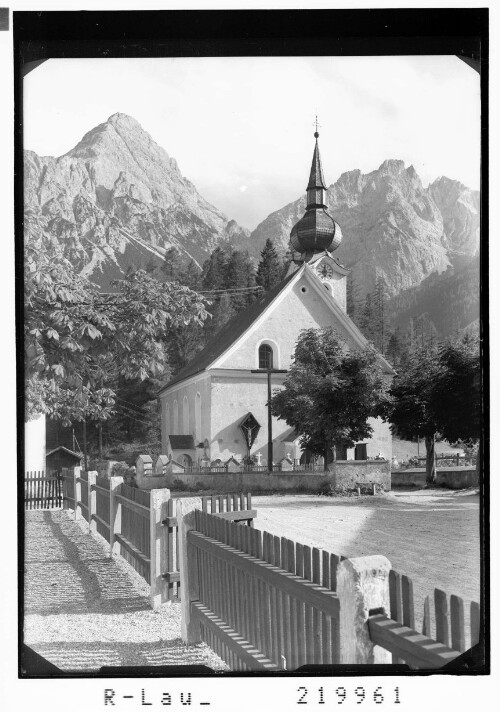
<box><xmin>251</xmin><ymin>367</ymin><xmax>287</xmax><ymax>469</ymax></box>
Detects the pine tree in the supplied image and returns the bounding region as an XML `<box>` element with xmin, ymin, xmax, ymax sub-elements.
<box><xmin>202</xmin><ymin>246</ymin><xmax>228</xmax><ymax>292</ymax></box>
<box><xmin>256</xmin><ymin>238</ymin><xmax>283</xmax><ymax>293</ymax></box>
<box><xmin>374</xmin><ymin>276</ymin><xmax>387</xmax><ymax>353</ymax></box>
<box><xmin>386</xmin><ymin>327</ymin><xmax>408</xmax><ymax>366</ymax></box>
<box><xmin>225</xmin><ymin>249</ymin><xmax>257</xmax><ymax>311</ymax></box>
<box><xmin>360</xmin><ymin>290</ymin><xmax>378</xmax><ymax>344</ymax></box>
<box><xmin>162</xmin><ymin>247</ymin><xmax>188</xmax><ymax>281</ymax></box>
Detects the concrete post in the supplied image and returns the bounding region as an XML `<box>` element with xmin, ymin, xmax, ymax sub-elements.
<box><xmin>176</xmin><ymin>496</ymin><xmax>203</xmax><ymax>644</ymax></box>
<box><xmin>73</xmin><ymin>466</ymin><xmax>81</xmax><ymax>520</ymax></box>
<box><xmin>109</xmin><ymin>476</ymin><xmax>124</xmax><ymax>558</ymax></box>
<box><xmin>136</xmin><ymin>454</ymin><xmax>153</xmax><ymax>489</ymax></box>
<box><xmin>87</xmin><ymin>471</ymin><xmax>98</xmax><ymax>534</ymax></box>
<box><xmin>150</xmin><ymin>487</ymin><xmax>172</xmax><ymax>610</ymax></box>
<box><xmin>337</xmin><ymin>555</ymin><xmax>392</xmax><ymax>664</ymax></box>
<box><xmin>155</xmin><ymin>455</ymin><xmax>170</xmax><ymax>475</ymax></box>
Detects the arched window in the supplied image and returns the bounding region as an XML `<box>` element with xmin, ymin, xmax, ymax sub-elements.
<box><xmin>173</xmin><ymin>400</ymin><xmax>178</xmax><ymax>435</ymax></box>
<box><xmin>195</xmin><ymin>393</ymin><xmax>202</xmax><ymax>442</ymax></box>
<box><xmin>183</xmin><ymin>395</ymin><xmax>189</xmax><ymax>434</ymax></box>
<box><xmin>258</xmin><ymin>343</ymin><xmax>273</xmax><ymax>370</ymax></box>
<box><xmin>165</xmin><ymin>402</ymin><xmax>170</xmax><ymax>436</ymax></box>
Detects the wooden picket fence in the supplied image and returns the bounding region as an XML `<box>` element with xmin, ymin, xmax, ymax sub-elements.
<box><xmin>367</xmin><ymin>569</ymin><xmax>481</xmax><ymax>668</ymax></box>
<box><xmin>179</xmin><ymin>508</ymin><xmax>480</xmax><ymax>671</ymax></box>
<box><xmin>24</xmin><ymin>471</ymin><xmax>63</xmax><ymax>509</ymax></box>
<box><xmin>185</xmin><ymin>509</ymin><xmax>343</xmax><ymax>671</ymax></box>
<box><xmin>60</xmin><ymin>467</ymin><xmax>255</xmax><ymax>607</ymax></box>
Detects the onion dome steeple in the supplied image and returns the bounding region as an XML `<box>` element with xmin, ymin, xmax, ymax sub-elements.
<box><xmin>290</xmin><ymin>129</ymin><xmax>342</xmax><ymax>259</ymax></box>
<box><xmin>306</xmin><ymin>131</ymin><xmax>328</xmax><ymax>208</ymax></box>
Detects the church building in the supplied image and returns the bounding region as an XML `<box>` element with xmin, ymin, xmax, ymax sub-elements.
<box><xmin>159</xmin><ymin>131</ymin><xmax>394</xmax><ymax>468</ymax></box>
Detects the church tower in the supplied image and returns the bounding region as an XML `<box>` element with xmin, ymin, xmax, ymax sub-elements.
<box><xmin>287</xmin><ymin>129</ymin><xmax>349</xmax><ymax>311</ymax></box>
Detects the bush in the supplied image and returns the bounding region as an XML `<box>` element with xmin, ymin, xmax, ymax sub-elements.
<box><xmin>111</xmin><ymin>461</ymin><xmax>132</xmax><ymax>477</ymax></box>
<box><xmin>172</xmin><ymin>478</ymin><xmax>189</xmax><ymax>491</ymax></box>
<box><xmin>316</xmin><ymin>479</ymin><xmax>336</xmax><ymax>497</ymax></box>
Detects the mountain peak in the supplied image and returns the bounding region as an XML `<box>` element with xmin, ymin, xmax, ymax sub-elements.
<box><xmin>25</xmin><ymin>114</ymin><xmax>250</xmax><ymax>287</ymax></box>
<box><xmin>106</xmin><ymin>112</ymin><xmax>142</xmax><ymax>128</ymax></box>
<box><xmin>378</xmin><ymin>159</ymin><xmax>406</xmax><ymax>176</ymax></box>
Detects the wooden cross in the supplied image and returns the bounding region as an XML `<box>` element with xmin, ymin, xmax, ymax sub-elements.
<box><xmin>251</xmin><ymin>367</ymin><xmax>288</xmax><ymax>470</ymax></box>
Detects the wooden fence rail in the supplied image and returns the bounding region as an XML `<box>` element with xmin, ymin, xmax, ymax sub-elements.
<box><xmin>59</xmin><ymin>467</ymin><xmax>255</xmax><ymax>609</ymax></box>
<box><xmin>181</xmin><ymin>508</ymin><xmax>346</xmax><ymax>671</ymax></box>
<box><xmin>175</xmin><ymin>504</ymin><xmax>480</xmax><ymax>671</ymax></box>
<box><xmin>24</xmin><ymin>471</ymin><xmax>62</xmax><ymax>510</ymax></box>
<box><xmin>367</xmin><ymin>568</ymin><xmax>480</xmax><ymax>669</ymax></box>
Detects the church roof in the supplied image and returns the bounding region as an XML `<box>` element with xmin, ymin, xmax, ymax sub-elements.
<box><xmin>159</xmin><ymin>264</ymin><xmax>395</xmax><ymax>395</ymax></box>
<box><xmin>159</xmin><ymin>271</ymin><xmax>298</xmax><ymax>393</ymax></box>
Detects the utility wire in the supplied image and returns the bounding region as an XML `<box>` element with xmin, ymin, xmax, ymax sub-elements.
<box><xmin>112</xmin><ymin>404</ymin><xmax>156</xmax><ymax>428</ymax></box>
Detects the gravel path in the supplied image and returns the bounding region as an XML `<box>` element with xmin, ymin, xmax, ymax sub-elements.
<box><xmin>23</xmin><ymin>510</ymin><xmax>228</xmax><ymax>672</ymax></box>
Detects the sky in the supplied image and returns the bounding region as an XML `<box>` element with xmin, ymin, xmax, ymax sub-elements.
<box><xmin>24</xmin><ymin>55</ymin><xmax>480</xmax><ymax>231</ymax></box>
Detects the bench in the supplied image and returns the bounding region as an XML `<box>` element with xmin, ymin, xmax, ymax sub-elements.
<box><xmin>356</xmin><ymin>482</ymin><xmax>378</xmax><ymax>496</ymax></box>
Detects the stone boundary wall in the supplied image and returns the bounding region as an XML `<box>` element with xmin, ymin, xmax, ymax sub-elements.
<box><xmin>392</xmin><ymin>468</ymin><xmax>478</xmax><ymax>489</ymax></box>
<box><xmin>165</xmin><ymin>460</ymin><xmax>391</xmax><ymax>494</ymax></box>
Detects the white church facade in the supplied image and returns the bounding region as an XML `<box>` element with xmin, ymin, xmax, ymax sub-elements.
<box><xmin>159</xmin><ymin>131</ymin><xmax>394</xmax><ymax>468</ymax></box>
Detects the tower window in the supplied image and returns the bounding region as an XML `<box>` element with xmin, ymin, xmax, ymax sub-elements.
<box><xmin>258</xmin><ymin>343</ymin><xmax>273</xmax><ymax>370</ymax></box>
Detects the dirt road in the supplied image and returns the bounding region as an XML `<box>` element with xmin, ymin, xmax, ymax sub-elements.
<box><xmin>252</xmin><ymin>488</ymin><xmax>481</xmax><ymax>642</ymax></box>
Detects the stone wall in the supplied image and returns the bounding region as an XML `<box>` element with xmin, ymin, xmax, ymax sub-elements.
<box><xmin>391</xmin><ymin>468</ymin><xmax>478</xmax><ymax>489</ymax></box>
<box><xmin>334</xmin><ymin>460</ymin><xmax>391</xmax><ymax>491</ymax></box>
<box><xmin>165</xmin><ymin>460</ymin><xmax>391</xmax><ymax>494</ymax></box>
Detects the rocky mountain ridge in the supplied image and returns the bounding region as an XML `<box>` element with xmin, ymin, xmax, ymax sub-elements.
<box><xmin>24</xmin><ymin>113</ymin><xmax>250</xmax><ymax>287</ymax></box>
<box><xmin>25</xmin><ymin>113</ymin><xmax>480</xmax><ymax>306</ymax></box>
<box><xmin>250</xmin><ymin>159</ymin><xmax>479</xmax><ymax>297</ymax></box>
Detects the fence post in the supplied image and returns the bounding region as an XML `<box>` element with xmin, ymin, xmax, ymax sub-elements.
<box><xmin>109</xmin><ymin>476</ymin><xmax>124</xmax><ymax>557</ymax></box>
<box><xmin>176</xmin><ymin>496</ymin><xmax>203</xmax><ymax>644</ymax></box>
<box><xmin>150</xmin><ymin>487</ymin><xmax>172</xmax><ymax>610</ymax></box>
<box><xmin>337</xmin><ymin>555</ymin><xmax>392</xmax><ymax>664</ymax></box>
<box><xmin>73</xmin><ymin>466</ymin><xmax>81</xmax><ymax>520</ymax></box>
<box><xmin>88</xmin><ymin>471</ymin><xmax>98</xmax><ymax>534</ymax></box>
<box><xmin>61</xmin><ymin>469</ymin><xmax>67</xmax><ymax>510</ymax></box>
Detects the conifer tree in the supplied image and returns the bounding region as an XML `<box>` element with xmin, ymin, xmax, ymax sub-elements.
<box><xmin>386</xmin><ymin>327</ymin><xmax>408</xmax><ymax>366</ymax></box>
<box><xmin>256</xmin><ymin>238</ymin><xmax>283</xmax><ymax>293</ymax></box>
<box><xmin>201</xmin><ymin>246</ymin><xmax>228</xmax><ymax>292</ymax></box>
<box><xmin>225</xmin><ymin>249</ymin><xmax>257</xmax><ymax>311</ymax></box>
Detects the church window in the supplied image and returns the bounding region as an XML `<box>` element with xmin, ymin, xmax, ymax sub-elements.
<box><xmin>183</xmin><ymin>395</ymin><xmax>189</xmax><ymax>434</ymax></box>
<box><xmin>195</xmin><ymin>393</ymin><xmax>202</xmax><ymax>442</ymax></box>
<box><xmin>258</xmin><ymin>343</ymin><xmax>273</xmax><ymax>370</ymax></box>
<box><xmin>300</xmin><ymin>286</ymin><xmax>308</xmax><ymax>294</ymax></box>
<box><xmin>173</xmin><ymin>400</ymin><xmax>178</xmax><ymax>435</ymax></box>
<box><xmin>165</xmin><ymin>403</ymin><xmax>170</xmax><ymax>435</ymax></box>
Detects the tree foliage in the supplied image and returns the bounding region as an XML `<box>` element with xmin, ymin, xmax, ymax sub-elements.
<box><xmin>160</xmin><ymin>244</ymin><xmax>260</xmax><ymax>362</ymax></box>
<box><xmin>429</xmin><ymin>334</ymin><xmax>481</xmax><ymax>444</ymax></box>
<box><xmin>256</xmin><ymin>238</ymin><xmax>284</xmax><ymax>293</ymax></box>
<box><xmin>25</xmin><ymin>234</ymin><xmax>209</xmax><ymax>425</ymax></box>
<box><xmin>270</xmin><ymin>327</ymin><xmax>389</xmax><ymax>465</ymax></box>
<box><xmin>386</xmin><ymin>334</ymin><xmax>480</xmax><ymax>483</ymax></box>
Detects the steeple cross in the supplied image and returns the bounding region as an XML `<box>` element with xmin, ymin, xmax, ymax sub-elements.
<box><xmin>313</xmin><ymin>114</ymin><xmax>321</xmax><ymax>138</ymax></box>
